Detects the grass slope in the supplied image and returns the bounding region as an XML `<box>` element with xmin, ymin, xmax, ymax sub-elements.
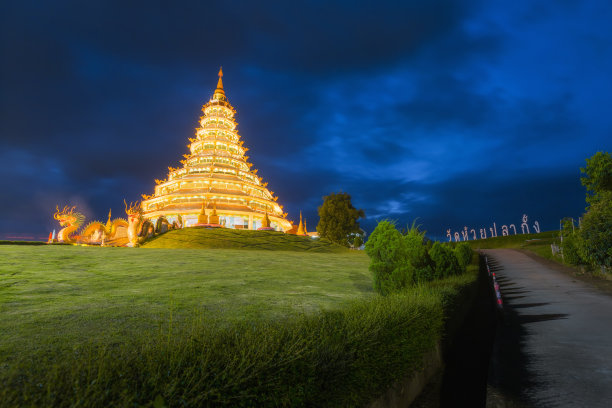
<box><xmin>142</xmin><ymin>227</ymin><xmax>347</xmax><ymax>252</ymax></box>
<box><xmin>0</xmin><ymin>245</ymin><xmax>370</xmax><ymax>362</ymax></box>
<box><xmin>464</xmin><ymin>230</ymin><xmax>559</xmax><ymax>260</ymax></box>
<box><xmin>0</xmin><ymin>242</ymin><xmax>479</xmax><ymax>407</ymax></box>
<box><xmin>0</xmin><ymin>240</ymin><xmax>47</xmax><ymax>245</ymax></box>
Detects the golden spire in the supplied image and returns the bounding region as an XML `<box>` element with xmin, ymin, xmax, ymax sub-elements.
<box><xmin>213</xmin><ymin>67</ymin><xmax>225</xmax><ymax>98</ymax></box>
<box><xmin>106</xmin><ymin>209</ymin><xmax>112</xmax><ymax>230</ymax></box>
<box><xmin>297</xmin><ymin>211</ymin><xmax>305</xmax><ymax>235</ymax></box>
<box><xmin>217</xmin><ymin>67</ymin><xmax>223</xmax><ymax>90</ymax></box>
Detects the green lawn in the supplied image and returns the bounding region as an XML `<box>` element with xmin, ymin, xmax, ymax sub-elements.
<box><xmin>0</xmin><ymin>244</ymin><xmax>371</xmax><ymax>361</ymax></box>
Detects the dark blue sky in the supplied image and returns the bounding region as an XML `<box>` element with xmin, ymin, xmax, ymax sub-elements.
<box><xmin>1</xmin><ymin>0</ymin><xmax>610</xmax><ymax>240</ymax></box>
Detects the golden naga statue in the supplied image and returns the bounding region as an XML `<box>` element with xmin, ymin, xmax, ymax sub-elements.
<box><xmin>53</xmin><ymin>205</ymin><xmax>85</xmax><ymax>243</ymax></box>
<box><xmin>125</xmin><ymin>200</ymin><xmax>148</xmax><ymax>247</ymax></box>
<box><xmin>124</xmin><ymin>199</ymin><xmax>174</xmax><ymax>247</ymax></box>
<box><xmin>80</xmin><ymin>209</ymin><xmax>128</xmax><ymax>244</ymax></box>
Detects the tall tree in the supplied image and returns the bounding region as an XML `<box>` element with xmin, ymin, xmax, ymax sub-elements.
<box><xmin>581</xmin><ymin>151</ymin><xmax>612</xmax><ymax>205</ymax></box>
<box><xmin>316</xmin><ymin>192</ymin><xmax>365</xmax><ymax>247</ymax></box>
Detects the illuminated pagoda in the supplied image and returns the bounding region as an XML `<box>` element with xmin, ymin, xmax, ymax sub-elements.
<box><xmin>141</xmin><ymin>68</ymin><xmax>292</xmax><ymax>231</ymax></box>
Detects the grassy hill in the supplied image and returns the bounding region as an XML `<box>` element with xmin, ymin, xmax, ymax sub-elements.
<box><xmin>0</xmin><ymin>242</ymin><xmax>479</xmax><ymax>406</ymax></box>
<box><xmin>142</xmin><ymin>227</ymin><xmax>348</xmax><ymax>252</ymax></box>
<box><xmin>463</xmin><ymin>230</ymin><xmax>559</xmax><ymax>260</ymax></box>
<box><xmin>0</xmin><ymin>244</ymin><xmax>370</xmax><ymax>362</ymax></box>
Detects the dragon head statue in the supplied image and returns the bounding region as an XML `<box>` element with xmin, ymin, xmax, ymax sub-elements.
<box><xmin>53</xmin><ymin>205</ymin><xmax>85</xmax><ymax>243</ymax></box>
<box><xmin>124</xmin><ymin>199</ymin><xmax>143</xmax><ymax>221</ymax></box>
<box><xmin>125</xmin><ymin>199</ymin><xmax>144</xmax><ymax>247</ymax></box>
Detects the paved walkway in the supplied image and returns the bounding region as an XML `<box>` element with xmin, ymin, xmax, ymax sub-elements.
<box><xmin>484</xmin><ymin>249</ymin><xmax>612</xmax><ymax>408</ymax></box>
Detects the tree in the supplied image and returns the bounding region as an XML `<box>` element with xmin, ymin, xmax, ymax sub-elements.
<box><xmin>581</xmin><ymin>151</ymin><xmax>612</xmax><ymax>206</ymax></box>
<box><xmin>365</xmin><ymin>221</ymin><xmax>411</xmax><ymax>295</ymax></box>
<box><xmin>316</xmin><ymin>192</ymin><xmax>364</xmax><ymax>247</ymax></box>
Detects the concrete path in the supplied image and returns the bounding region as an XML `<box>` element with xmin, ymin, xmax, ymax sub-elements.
<box><xmin>483</xmin><ymin>249</ymin><xmax>612</xmax><ymax>408</ymax></box>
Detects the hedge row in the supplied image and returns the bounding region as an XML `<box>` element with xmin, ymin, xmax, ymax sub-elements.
<box><xmin>365</xmin><ymin>221</ymin><xmax>474</xmax><ymax>295</ymax></box>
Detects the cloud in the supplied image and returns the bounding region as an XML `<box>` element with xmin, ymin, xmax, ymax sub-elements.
<box><xmin>1</xmin><ymin>0</ymin><xmax>610</xmax><ymax>240</ymax></box>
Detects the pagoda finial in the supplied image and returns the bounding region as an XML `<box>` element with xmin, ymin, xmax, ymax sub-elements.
<box><xmin>106</xmin><ymin>208</ymin><xmax>112</xmax><ymax>230</ymax></box>
<box><xmin>212</xmin><ymin>67</ymin><xmax>226</xmax><ymax>100</ymax></box>
<box><xmin>297</xmin><ymin>211</ymin><xmax>305</xmax><ymax>235</ymax></box>
<box><xmin>216</xmin><ymin>67</ymin><xmax>224</xmax><ymax>91</ymax></box>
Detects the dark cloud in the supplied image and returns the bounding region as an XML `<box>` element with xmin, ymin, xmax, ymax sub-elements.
<box><xmin>397</xmin><ymin>73</ymin><xmax>500</xmax><ymax>131</ymax></box>
<box><xmin>1</xmin><ymin>0</ymin><xmax>610</xmax><ymax>240</ymax></box>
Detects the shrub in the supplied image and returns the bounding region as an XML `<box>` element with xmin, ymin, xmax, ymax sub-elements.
<box><xmin>429</xmin><ymin>242</ymin><xmax>461</xmax><ymax>278</ymax></box>
<box><xmin>578</xmin><ymin>197</ymin><xmax>612</xmax><ymax>268</ymax></box>
<box><xmin>560</xmin><ymin>218</ymin><xmax>584</xmax><ymax>265</ymax></box>
<box><xmin>365</xmin><ymin>221</ymin><xmax>411</xmax><ymax>295</ymax></box>
<box><xmin>454</xmin><ymin>242</ymin><xmax>473</xmax><ymax>272</ymax></box>
<box><xmin>353</xmin><ymin>234</ymin><xmax>363</xmax><ymax>249</ymax></box>
<box><xmin>562</xmin><ymin>234</ymin><xmax>584</xmax><ymax>265</ymax></box>
<box><xmin>404</xmin><ymin>225</ymin><xmax>434</xmax><ymax>283</ymax></box>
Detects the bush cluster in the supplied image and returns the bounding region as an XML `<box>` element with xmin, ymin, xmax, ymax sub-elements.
<box><xmin>559</xmin><ymin>200</ymin><xmax>612</xmax><ymax>270</ymax></box>
<box><xmin>578</xmin><ymin>198</ymin><xmax>612</xmax><ymax>269</ymax></box>
<box><xmin>365</xmin><ymin>221</ymin><xmax>473</xmax><ymax>295</ymax></box>
<box><xmin>454</xmin><ymin>242</ymin><xmax>473</xmax><ymax>271</ymax></box>
<box><xmin>429</xmin><ymin>242</ymin><xmax>461</xmax><ymax>279</ymax></box>
<box><xmin>561</xmin><ymin>150</ymin><xmax>612</xmax><ymax>271</ymax></box>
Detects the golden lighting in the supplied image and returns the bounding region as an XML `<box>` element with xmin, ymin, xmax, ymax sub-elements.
<box><xmin>141</xmin><ymin>68</ymin><xmax>292</xmax><ymax>231</ymax></box>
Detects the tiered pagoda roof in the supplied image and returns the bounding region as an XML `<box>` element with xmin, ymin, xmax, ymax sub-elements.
<box><xmin>141</xmin><ymin>68</ymin><xmax>292</xmax><ymax>231</ymax></box>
